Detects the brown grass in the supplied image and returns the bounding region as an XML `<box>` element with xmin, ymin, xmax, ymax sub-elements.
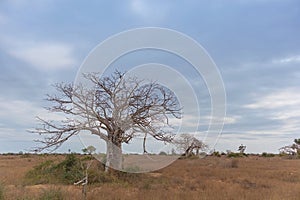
<box><xmin>1</xmin><ymin>154</ymin><xmax>300</xmax><ymax>199</ymax></box>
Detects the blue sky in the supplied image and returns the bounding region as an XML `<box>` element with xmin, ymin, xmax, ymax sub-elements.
<box><xmin>0</xmin><ymin>0</ymin><xmax>300</xmax><ymax>153</ymax></box>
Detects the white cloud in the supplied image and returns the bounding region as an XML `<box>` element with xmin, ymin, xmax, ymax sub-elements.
<box><xmin>202</xmin><ymin>115</ymin><xmax>239</xmax><ymax>125</ymax></box>
<box><xmin>0</xmin><ymin>97</ymin><xmax>65</xmax><ymax>126</ymax></box>
<box><xmin>178</xmin><ymin>114</ymin><xmax>239</xmax><ymax>132</ymax></box>
<box><xmin>0</xmin><ymin>34</ymin><xmax>77</xmax><ymax>71</ymax></box>
<box><xmin>130</xmin><ymin>0</ymin><xmax>169</xmax><ymax>22</ymax></box>
<box><xmin>244</xmin><ymin>88</ymin><xmax>300</xmax><ymax>109</ymax></box>
<box><xmin>272</xmin><ymin>55</ymin><xmax>300</xmax><ymax>64</ymax></box>
<box><xmin>244</xmin><ymin>88</ymin><xmax>300</xmax><ymax>135</ymax></box>
<box><xmin>8</xmin><ymin>42</ymin><xmax>77</xmax><ymax>71</ymax></box>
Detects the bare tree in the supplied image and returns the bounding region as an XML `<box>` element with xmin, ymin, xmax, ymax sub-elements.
<box><xmin>82</xmin><ymin>145</ymin><xmax>96</xmax><ymax>155</ymax></box>
<box><xmin>279</xmin><ymin>138</ymin><xmax>300</xmax><ymax>155</ymax></box>
<box><xmin>175</xmin><ymin>133</ymin><xmax>207</xmax><ymax>157</ymax></box>
<box><xmin>238</xmin><ymin>144</ymin><xmax>246</xmax><ymax>154</ymax></box>
<box><xmin>31</xmin><ymin>71</ymin><xmax>181</xmax><ymax>172</ymax></box>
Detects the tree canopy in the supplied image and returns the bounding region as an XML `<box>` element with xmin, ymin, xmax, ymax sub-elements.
<box><xmin>175</xmin><ymin>133</ymin><xmax>207</xmax><ymax>157</ymax></box>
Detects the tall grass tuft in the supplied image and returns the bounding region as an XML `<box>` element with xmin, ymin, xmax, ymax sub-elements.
<box><xmin>38</xmin><ymin>187</ymin><xmax>64</xmax><ymax>200</ymax></box>
<box><xmin>0</xmin><ymin>182</ymin><xmax>4</xmax><ymax>200</ymax></box>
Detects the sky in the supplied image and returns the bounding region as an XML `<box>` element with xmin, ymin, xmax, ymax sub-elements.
<box><xmin>0</xmin><ymin>0</ymin><xmax>300</xmax><ymax>154</ymax></box>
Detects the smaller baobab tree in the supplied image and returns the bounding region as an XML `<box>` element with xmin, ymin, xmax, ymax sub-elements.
<box><xmin>175</xmin><ymin>133</ymin><xmax>207</xmax><ymax>157</ymax></box>
<box><xmin>238</xmin><ymin>144</ymin><xmax>246</xmax><ymax>154</ymax></box>
<box><xmin>82</xmin><ymin>145</ymin><xmax>96</xmax><ymax>155</ymax></box>
<box><xmin>31</xmin><ymin>71</ymin><xmax>181</xmax><ymax>172</ymax></box>
<box><xmin>279</xmin><ymin>138</ymin><xmax>300</xmax><ymax>156</ymax></box>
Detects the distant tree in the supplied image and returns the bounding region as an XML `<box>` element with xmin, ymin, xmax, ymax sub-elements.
<box><xmin>238</xmin><ymin>144</ymin><xmax>246</xmax><ymax>154</ymax></box>
<box><xmin>31</xmin><ymin>71</ymin><xmax>181</xmax><ymax>172</ymax></box>
<box><xmin>175</xmin><ymin>133</ymin><xmax>207</xmax><ymax>157</ymax></box>
<box><xmin>158</xmin><ymin>151</ymin><xmax>167</xmax><ymax>156</ymax></box>
<box><xmin>279</xmin><ymin>138</ymin><xmax>300</xmax><ymax>155</ymax></box>
<box><xmin>82</xmin><ymin>146</ymin><xmax>96</xmax><ymax>154</ymax></box>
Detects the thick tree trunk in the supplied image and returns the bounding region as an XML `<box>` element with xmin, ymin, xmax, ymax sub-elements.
<box><xmin>105</xmin><ymin>140</ymin><xmax>122</xmax><ymax>172</ymax></box>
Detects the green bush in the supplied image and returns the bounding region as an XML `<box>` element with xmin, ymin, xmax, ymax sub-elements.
<box><xmin>227</xmin><ymin>152</ymin><xmax>247</xmax><ymax>158</ymax></box>
<box><xmin>53</xmin><ymin>154</ymin><xmax>84</xmax><ymax>183</ymax></box>
<box><xmin>25</xmin><ymin>154</ymin><xmax>84</xmax><ymax>185</ymax></box>
<box><xmin>212</xmin><ymin>151</ymin><xmax>221</xmax><ymax>157</ymax></box>
<box><xmin>24</xmin><ymin>160</ymin><xmax>54</xmax><ymax>184</ymax></box>
<box><xmin>25</xmin><ymin>154</ymin><xmax>150</xmax><ymax>186</ymax></box>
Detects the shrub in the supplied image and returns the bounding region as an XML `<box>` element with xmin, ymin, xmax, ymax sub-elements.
<box><xmin>24</xmin><ymin>160</ymin><xmax>55</xmax><ymax>184</ymax></box>
<box><xmin>25</xmin><ymin>154</ymin><xmax>150</xmax><ymax>186</ymax></box>
<box><xmin>227</xmin><ymin>152</ymin><xmax>246</xmax><ymax>158</ymax></box>
<box><xmin>279</xmin><ymin>153</ymin><xmax>287</xmax><ymax>157</ymax></box>
<box><xmin>212</xmin><ymin>151</ymin><xmax>221</xmax><ymax>157</ymax></box>
<box><xmin>158</xmin><ymin>151</ymin><xmax>167</xmax><ymax>155</ymax></box>
<box><xmin>53</xmin><ymin>154</ymin><xmax>84</xmax><ymax>184</ymax></box>
<box><xmin>25</xmin><ymin>154</ymin><xmax>84</xmax><ymax>185</ymax></box>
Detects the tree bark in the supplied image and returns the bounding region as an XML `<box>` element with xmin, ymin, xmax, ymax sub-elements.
<box><xmin>105</xmin><ymin>140</ymin><xmax>122</xmax><ymax>172</ymax></box>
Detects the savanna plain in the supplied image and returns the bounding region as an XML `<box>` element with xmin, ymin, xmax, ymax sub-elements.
<box><xmin>0</xmin><ymin>154</ymin><xmax>300</xmax><ymax>200</ymax></box>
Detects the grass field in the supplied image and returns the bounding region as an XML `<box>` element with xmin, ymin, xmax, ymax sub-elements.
<box><xmin>0</xmin><ymin>154</ymin><xmax>300</xmax><ymax>200</ymax></box>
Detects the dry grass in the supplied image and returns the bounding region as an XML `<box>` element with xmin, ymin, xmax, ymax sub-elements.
<box><xmin>1</xmin><ymin>154</ymin><xmax>300</xmax><ymax>199</ymax></box>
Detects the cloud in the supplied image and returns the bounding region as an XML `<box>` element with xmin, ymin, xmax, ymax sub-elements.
<box><xmin>272</xmin><ymin>55</ymin><xmax>300</xmax><ymax>64</ymax></box>
<box><xmin>202</xmin><ymin>115</ymin><xmax>239</xmax><ymax>125</ymax></box>
<box><xmin>0</xmin><ymin>126</ymin><xmax>16</xmax><ymax>137</ymax></box>
<box><xmin>177</xmin><ymin>114</ymin><xmax>239</xmax><ymax>132</ymax></box>
<box><xmin>130</xmin><ymin>0</ymin><xmax>170</xmax><ymax>22</ymax></box>
<box><xmin>0</xmin><ymin>96</ymin><xmax>83</xmax><ymax>152</ymax></box>
<box><xmin>8</xmin><ymin>41</ymin><xmax>77</xmax><ymax>71</ymax></box>
<box><xmin>243</xmin><ymin>88</ymin><xmax>300</xmax><ymax>136</ymax></box>
<box><xmin>0</xmin><ymin>97</ymin><xmax>65</xmax><ymax>127</ymax></box>
<box><xmin>244</xmin><ymin>88</ymin><xmax>300</xmax><ymax>109</ymax></box>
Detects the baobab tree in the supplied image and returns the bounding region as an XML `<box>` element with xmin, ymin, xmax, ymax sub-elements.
<box><xmin>238</xmin><ymin>144</ymin><xmax>246</xmax><ymax>154</ymax></box>
<box><xmin>279</xmin><ymin>138</ymin><xmax>300</xmax><ymax>155</ymax></box>
<box><xmin>32</xmin><ymin>71</ymin><xmax>181</xmax><ymax>172</ymax></box>
<box><xmin>175</xmin><ymin>133</ymin><xmax>207</xmax><ymax>157</ymax></box>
